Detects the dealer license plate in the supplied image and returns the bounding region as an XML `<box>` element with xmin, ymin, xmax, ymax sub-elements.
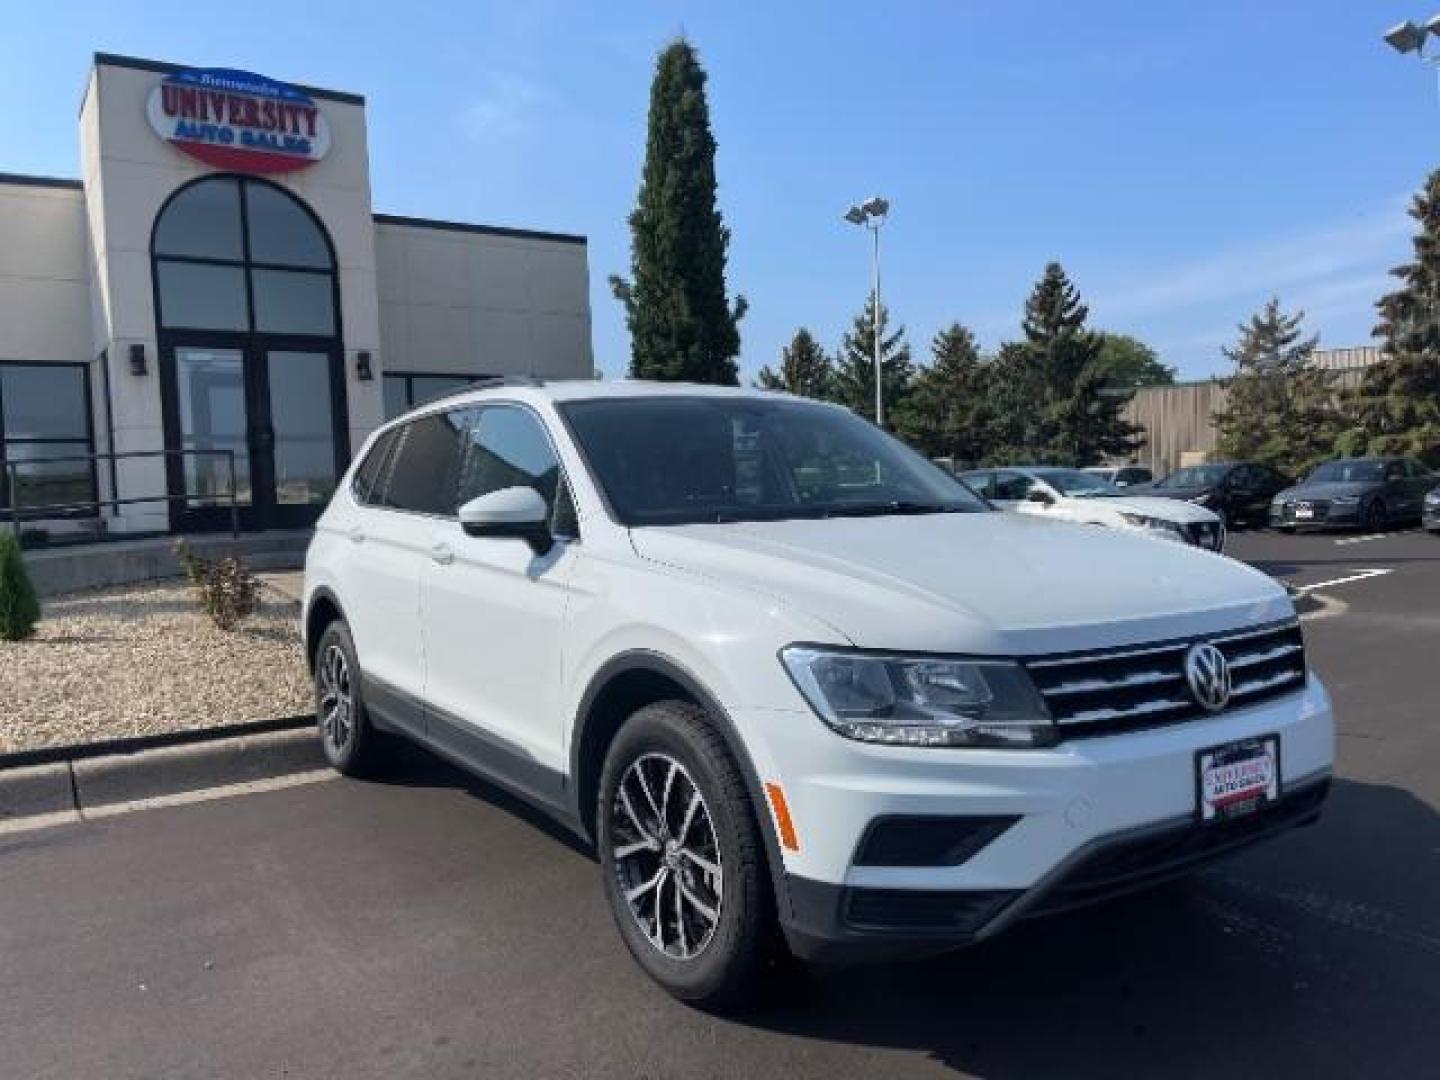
<box><xmin>1196</xmin><ymin>736</ymin><xmax>1280</xmax><ymax>822</ymax></box>
<box><xmin>1294</xmin><ymin>503</ymin><xmax>1314</xmax><ymax>519</ymax></box>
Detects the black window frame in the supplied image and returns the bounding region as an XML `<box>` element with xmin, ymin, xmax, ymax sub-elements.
<box><xmin>0</xmin><ymin>360</ymin><xmax>98</xmax><ymax>519</ymax></box>
<box><xmin>382</xmin><ymin>372</ymin><xmax>497</xmax><ymax>420</ymax></box>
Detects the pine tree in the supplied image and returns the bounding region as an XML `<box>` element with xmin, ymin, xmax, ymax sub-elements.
<box><xmin>1345</xmin><ymin>170</ymin><xmax>1440</xmax><ymax>463</ymax></box>
<box><xmin>899</xmin><ymin>323</ymin><xmax>995</xmax><ymax>465</ymax></box>
<box><xmin>609</xmin><ymin>39</ymin><xmax>747</xmax><ymax>384</ymax></box>
<box><xmin>1213</xmin><ymin>298</ymin><xmax>1339</xmax><ymax>474</ymax></box>
<box><xmin>755</xmin><ymin>328</ymin><xmax>832</xmax><ymax>398</ymax></box>
<box><xmin>830</xmin><ymin>293</ymin><xmax>914</xmax><ymax>426</ymax></box>
<box><xmin>1013</xmin><ymin>263</ymin><xmax>1141</xmax><ymax>465</ymax></box>
<box><xmin>0</xmin><ymin>533</ymin><xmax>40</xmax><ymax>642</ymax></box>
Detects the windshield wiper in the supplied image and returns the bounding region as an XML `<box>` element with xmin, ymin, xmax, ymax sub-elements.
<box><xmin>820</xmin><ymin>501</ymin><xmax>964</xmax><ymax>518</ymax></box>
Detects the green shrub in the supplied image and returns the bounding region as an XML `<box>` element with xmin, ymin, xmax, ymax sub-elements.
<box><xmin>0</xmin><ymin>533</ymin><xmax>40</xmax><ymax>641</ymax></box>
<box><xmin>172</xmin><ymin>539</ymin><xmax>261</xmax><ymax>632</ymax></box>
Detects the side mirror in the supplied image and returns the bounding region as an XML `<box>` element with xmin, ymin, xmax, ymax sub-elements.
<box><xmin>458</xmin><ymin>486</ymin><xmax>552</xmax><ymax>554</ymax></box>
<box><xmin>1025</xmin><ymin>489</ymin><xmax>1054</xmax><ymax>506</ymax></box>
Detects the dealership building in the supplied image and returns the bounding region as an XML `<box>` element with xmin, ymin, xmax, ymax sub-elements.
<box><xmin>0</xmin><ymin>53</ymin><xmax>593</xmax><ymax>536</ymax></box>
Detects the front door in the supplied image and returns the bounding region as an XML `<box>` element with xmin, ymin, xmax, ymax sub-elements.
<box><xmin>162</xmin><ymin>336</ymin><xmax>348</xmax><ymax>532</ymax></box>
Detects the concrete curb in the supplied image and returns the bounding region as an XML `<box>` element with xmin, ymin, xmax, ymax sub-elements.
<box><xmin>0</xmin><ymin>722</ymin><xmax>326</xmax><ymax>832</ymax></box>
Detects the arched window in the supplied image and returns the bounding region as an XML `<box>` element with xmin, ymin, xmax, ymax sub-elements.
<box><xmin>152</xmin><ymin>176</ymin><xmax>337</xmax><ymax>336</ymax></box>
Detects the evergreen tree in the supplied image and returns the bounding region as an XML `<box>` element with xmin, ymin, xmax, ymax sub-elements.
<box><xmin>1213</xmin><ymin>298</ymin><xmax>1340</xmax><ymax>474</ymax></box>
<box><xmin>1013</xmin><ymin>263</ymin><xmax>1141</xmax><ymax>465</ymax></box>
<box><xmin>609</xmin><ymin>39</ymin><xmax>747</xmax><ymax>384</ymax></box>
<box><xmin>1094</xmin><ymin>332</ymin><xmax>1176</xmax><ymax>387</ymax></box>
<box><xmin>0</xmin><ymin>533</ymin><xmax>39</xmax><ymax>642</ymax></box>
<box><xmin>899</xmin><ymin>323</ymin><xmax>995</xmax><ymax>465</ymax></box>
<box><xmin>755</xmin><ymin>328</ymin><xmax>832</xmax><ymax>398</ymax></box>
<box><xmin>830</xmin><ymin>293</ymin><xmax>914</xmax><ymax>425</ymax></box>
<box><xmin>1344</xmin><ymin>170</ymin><xmax>1440</xmax><ymax>463</ymax></box>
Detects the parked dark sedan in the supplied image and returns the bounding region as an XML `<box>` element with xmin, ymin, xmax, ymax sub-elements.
<box><xmin>1132</xmin><ymin>461</ymin><xmax>1290</xmax><ymax>528</ymax></box>
<box><xmin>1425</xmin><ymin>483</ymin><xmax>1440</xmax><ymax>534</ymax></box>
<box><xmin>1270</xmin><ymin>456</ymin><xmax>1437</xmax><ymax>531</ymax></box>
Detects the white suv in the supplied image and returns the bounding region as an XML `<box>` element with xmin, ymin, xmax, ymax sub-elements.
<box><xmin>303</xmin><ymin>380</ymin><xmax>1333</xmax><ymax>1005</ymax></box>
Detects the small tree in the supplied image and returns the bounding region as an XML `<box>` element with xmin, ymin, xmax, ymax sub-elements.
<box><xmin>1213</xmin><ymin>298</ymin><xmax>1340</xmax><ymax>475</ymax></box>
<box><xmin>830</xmin><ymin>293</ymin><xmax>914</xmax><ymax>426</ymax></box>
<box><xmin>609</xmin><ymin>39</ymin><xmax>746</xmax><ymax>384</ymax></box>
<box><xmin>755</xmin><ymin>328</ymin><xmax>833</xmax><ymax>398</ymax></box>
<box><xmin>0</xmin><ymin>533</ymin><xmax>40</xmax><ymax>642</ymax></box>
<box><xmin>900</xmin><ymin>323</ymin><xmax>996</xmax><ymax>465</ymax></box>
<box><xmin>1344</xmin><ymin>169</ymin><xmax>1440</xmax><ymax>463</ymax></box>
<box><xmin>173</xmin><ymin>540</ymin><xmax>261</xmax><ymax>632</ymax></box>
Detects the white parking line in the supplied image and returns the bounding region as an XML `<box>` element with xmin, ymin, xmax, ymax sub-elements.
<box><xmin>1294</xmin><ymin>568</ymin><xmax>1393</xmax><ymax>593</ymax></box>
<box><xmin>1334</xmin><ymin>529</ymin><xmax>1420</xmax><ymax>546</ymax></box>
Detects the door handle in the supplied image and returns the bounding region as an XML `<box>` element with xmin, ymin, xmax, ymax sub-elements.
<box><xmin>430</xmin><ymin>542</ymin><xmax>455</xmax><ymax>566</ymax></box>
<box><xmin>347</xmin><ymin>525</ymin><xmax>365</xmax><ymax>544</ymax></box>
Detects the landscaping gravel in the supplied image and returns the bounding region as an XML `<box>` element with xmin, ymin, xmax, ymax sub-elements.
<box><xmin>0</xmin><ymin>582</ymin><xmax>311</xmax><ymax>754</ymax></box>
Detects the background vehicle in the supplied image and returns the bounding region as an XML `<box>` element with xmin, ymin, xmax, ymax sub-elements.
<box><xmin>1424</xmin><ymin>483</ymin><xmax>1440</xmax><ymax>534</ymax></box>
<box><xmin>1082</xmin><ymin>464</ymin><xmax>1153</xmax><ymax>487</ymax></box>
<box><xmin>1270</xmin><ymin>456</ymin><xmax>1437</xmax><ymax>531</ymax></box>
<box><xmin>961</xmin><ymin>466</ymin><xmax>1226</xmax><ymax>551</ymax></box>
<box><xmin>304</xmin><ymin>383</ymin><xmax>1329</xmax><ymax>1007</ymax></box>
<box><xmin>1132</xmin><ymin>461</ymin><xmax>1290</xmax><ymax>529</ymax></box>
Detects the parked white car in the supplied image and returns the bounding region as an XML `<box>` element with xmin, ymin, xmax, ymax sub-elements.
<box><xmin>303</xmin><ymin>382</ymin><xmax>1330</xmax><ymax>1006</ymax></box>
<box><xmin>962</xmin><ymin>466</ymin><xmax>1226</xmax><ymax>551</ymax></box>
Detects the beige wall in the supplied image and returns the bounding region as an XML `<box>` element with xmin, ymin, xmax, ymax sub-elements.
<box><xmin>374</xmin><ymin>220</ymin><xmax>592</xmax><ymax>381</ymax></box>
<box><xmin>0</xmin><ymin>181</ymin><xmax>93</xmax><ymax>366</ymax></box>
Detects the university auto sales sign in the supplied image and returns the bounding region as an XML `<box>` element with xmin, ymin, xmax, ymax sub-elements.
<box><xmin>146</xmin><ymin>68</ymin><xmax>331</xmax><ymax>174</ymax></box>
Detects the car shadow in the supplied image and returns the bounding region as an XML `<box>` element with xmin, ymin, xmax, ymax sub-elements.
<box><xmin>720</xmin><ymin>776</ymin><xmax>1440</xmax><ymax>1078</ymax></box>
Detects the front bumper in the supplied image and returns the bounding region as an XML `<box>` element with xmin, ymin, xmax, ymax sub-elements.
<box><xmin>1424</xmin><ymin>507</ymin><xmax>1439</xmax><ymax>532</ymax></box>
<box><xmin>738</xmin><ymin>674</ymin><xmax>1334</xmax><ymax>961</ymax></box>
<box><xmin>1270</xmin><ymin>501</ymin><xmax>1360</xmax><ymax>529</ymax></box>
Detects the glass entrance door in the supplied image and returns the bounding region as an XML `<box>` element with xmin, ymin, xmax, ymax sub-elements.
<box><xmin>163</xmin><ymin>339</ymin><xmax>346</xmax><ymax>532</ymax></box>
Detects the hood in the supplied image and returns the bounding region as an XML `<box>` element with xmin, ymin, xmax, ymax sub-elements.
<box><xmin>1281</xmin><ymin>481</ymin><xmax>1376</xmax><ymax>500</ymax></box>
<box><xmin>630</xmin><ymin>512</ymin><xmax>1289</xmax><ymax>656</ymax></box>
<box><xmin>1075</xmin><ymin>494</ymin><xmax>1220</xmax><ymax>523</ymax></box>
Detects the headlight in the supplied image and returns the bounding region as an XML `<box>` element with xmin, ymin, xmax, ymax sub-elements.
<box><xmin>1186</xmin><ymin>493</ymin><xmax>1212</xmax><ymax>506</ymax></box>
<box><xmin>1427</xmin><ymin>490</ymin><xmax>1440</xmax><ymax>506</ymax></box>
<box><xmin>1331</xmin><ymin>495</ymin><xmax>1360</xmax><ymax>506</ymax></box>
<box><xmin>780</xmin><ymin>647</ymin><xmax>1055</xmax><ymax>748</ymax></box>
<box><xmin>1119</xmin><ymin>512</ymin><xmax>1185</xmax><ymax>538</ymax></box>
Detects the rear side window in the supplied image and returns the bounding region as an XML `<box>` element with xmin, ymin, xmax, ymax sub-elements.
<box><xmin>383</xmin><ymin>410</ymin><xmax>468</xmax><ymax>515</ymax></box>
<box><xmin>351</xmin><ymin>429</ymin><xmax>397</xmax><ymax>505</ymax></box>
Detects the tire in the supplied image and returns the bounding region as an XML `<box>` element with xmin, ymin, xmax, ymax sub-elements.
<box><xmin>313</xmin><ymin>620</ymin><xmax>383</xmax><ymax>777</ymax></box>
<box><xmin>597</xmin><ymin>700</ymin><xmax>775</xmax><ymax>1007</ymax></box>
<box><xmin>1364</xmin><ymin>499</ymin><xmax>1388</xmax><ymax>532</ymax></box>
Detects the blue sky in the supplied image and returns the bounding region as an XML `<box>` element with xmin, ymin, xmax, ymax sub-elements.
<box><xmin>0</xmin><ymin>1</ymin><xmax>1432</xmax><ymax>381</ymax></box>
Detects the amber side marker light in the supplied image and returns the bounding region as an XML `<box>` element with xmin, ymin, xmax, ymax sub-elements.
<box><xmin>765</xmin><ymin>782</ymin><xmax>800</xmax><ymax>851</ymax></box>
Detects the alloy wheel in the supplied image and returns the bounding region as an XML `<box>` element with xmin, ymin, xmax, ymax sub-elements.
<box><xmin>610</xmin><ymin>753</ymin><xmax>724</xmax><ymax>961</ymax></box>
<box><xmin>317</xmin><ymin>643</ymin><xmax>354</xmax><ymax>755</ymax></box>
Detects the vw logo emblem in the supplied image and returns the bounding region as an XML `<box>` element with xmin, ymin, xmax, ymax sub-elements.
<box><xmin>1185</xmin><ymin>643</ymin><xmax>1232</xmax><ymax>712</ymax></box>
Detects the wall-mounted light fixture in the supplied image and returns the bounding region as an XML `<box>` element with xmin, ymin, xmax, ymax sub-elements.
<box><xmin>355</xmin><ymin>350</ymin><xmax>374</xmax><ymax>381</ymax></box>
<box><xmin>128</xmin><ymin>343</ymin><xmax>147</xmax><ymax>376</ymax></box>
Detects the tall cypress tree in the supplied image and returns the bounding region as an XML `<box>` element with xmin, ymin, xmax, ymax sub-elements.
<box><xmin>1015</xmin><ymin>263</ymin><xmax>1140</xmax><ymax>465</ymax></box>
<box><xmin>755</xmin><ymin>327</ymin><xmax>832</xmax><ymax>398</ymax></box>
<box><xmin>830</xmin><ymin>293</ymin><xmax>914</xmax><ymax>425</ymax></box>
<box><xmin>1214</xmin><ymin>298</ymin><xmax>1339</xmax><ymax>475</ymax></box>
<box><xmin>609</xmin><ymin>39</ymin><xmax>747</xmax><ymax>384</ymax></box>
<box><xmin>1345</xmin><ymin>170</ymin><xmax>1440</xmax><ymax>463</ymax></box>
<box><xmin>899</xmin><ymin>323</ymin><xmax>995</xmax><ymax>465</ymax></box>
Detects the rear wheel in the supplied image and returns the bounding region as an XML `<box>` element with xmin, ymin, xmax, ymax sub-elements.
<box><xmin>313</xmin><ymin>620</ymin><xmax>382</xmax><ymax>776</ymax></box>
<box><xmin>597</xmin><ymin>700</ymin><xmax>775</xmax><ymax>1007</ymax></box>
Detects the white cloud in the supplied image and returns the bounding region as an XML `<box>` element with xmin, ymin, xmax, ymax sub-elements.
<box><xmin>459</xmin><ymin>71</ymin><xmax>551</xmax><ymax>143</ymax></box>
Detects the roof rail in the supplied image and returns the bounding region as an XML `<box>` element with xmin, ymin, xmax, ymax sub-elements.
<box><xmin>414</xmin><ymin>374</ymin><xmax>545</xmax><ymax>409</ymax></box>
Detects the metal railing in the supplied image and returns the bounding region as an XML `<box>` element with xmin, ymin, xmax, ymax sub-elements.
<box><xmin>4</xmin><ymin>449</ymin><xmax>240</xmax><ymax>539</ymax></box>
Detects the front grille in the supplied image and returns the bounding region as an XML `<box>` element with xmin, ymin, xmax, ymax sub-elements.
<box><xmin>1024</xmin><ymin>620</ymin><xmax>1307</xmax><ymax>738</ymax></box>
<box><xmin>1183</xmin><ymin>521</ymin><xmax>1225</xmax><ymax>550</ymax></box>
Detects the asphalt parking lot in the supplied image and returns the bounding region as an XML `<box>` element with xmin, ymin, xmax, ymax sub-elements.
<box><xmin>2</xmin><ymin>526</ymin><xmax>1437</xmax><ymax>1079</ymax></box>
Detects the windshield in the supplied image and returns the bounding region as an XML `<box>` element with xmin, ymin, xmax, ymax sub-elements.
<box><xmin>1030</xmin><ymin>468</ymin><xmax>1114</xmax><ymax>497</ymax></box>
<box><xmin>559</xmin><ymin>396</ymin><xmax>990</xmax><ymax>526</ymax></box>
<box><xmin>1156</xmin><ymin>465</ymin><xmax>1229</xmax><ymax>488</ymax></box>
<box><xmin>1307</xmin><ymin>460</ymin><xmax>1385</xmax><ymax>484</ymax></box>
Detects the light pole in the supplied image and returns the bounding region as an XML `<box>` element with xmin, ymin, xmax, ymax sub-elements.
<box><xmin>844</xmin><ymin>196</ymin><xmax>890</xmax><ymax>427</ymax></box>
<box><xmin>1384</xmin><ymin>15</ymin><xmax>1440</xmax><ymax>102</ymax></box>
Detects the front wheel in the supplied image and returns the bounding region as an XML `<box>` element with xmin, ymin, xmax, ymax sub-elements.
<box><xmin>597</xmin><ymin>700</ymin><xmax>775</xmax><ymax>1007</ymax></box>
<box><xmin>313</xmin><ymin>620</ymin><xmax>383</xmax><ymax>776</ymax></box>
<box><xmin>1364</xmin><ymin>499</ymin><xmax>1388</xmax><ymax>531</ymax></box>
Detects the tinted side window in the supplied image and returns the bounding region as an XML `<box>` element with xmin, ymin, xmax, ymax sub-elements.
<box><xmin>993</xmin><ymin>471</ymin><xmax>1035</xmax><ymax>501</ymax></box>
<box><xmin>457</xmin><ymin>406</ymin><xmax>562</xmax><ymax>513</ymax></box>
<box><xmin>384</xmin><ymin>411</ymin><xmax>468</xmax><ymax>515</ymax></box>
<box><xmin>351</xmin><ymin>430</ymin><xmax>396</xmax><ymax>505</ymax></box>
